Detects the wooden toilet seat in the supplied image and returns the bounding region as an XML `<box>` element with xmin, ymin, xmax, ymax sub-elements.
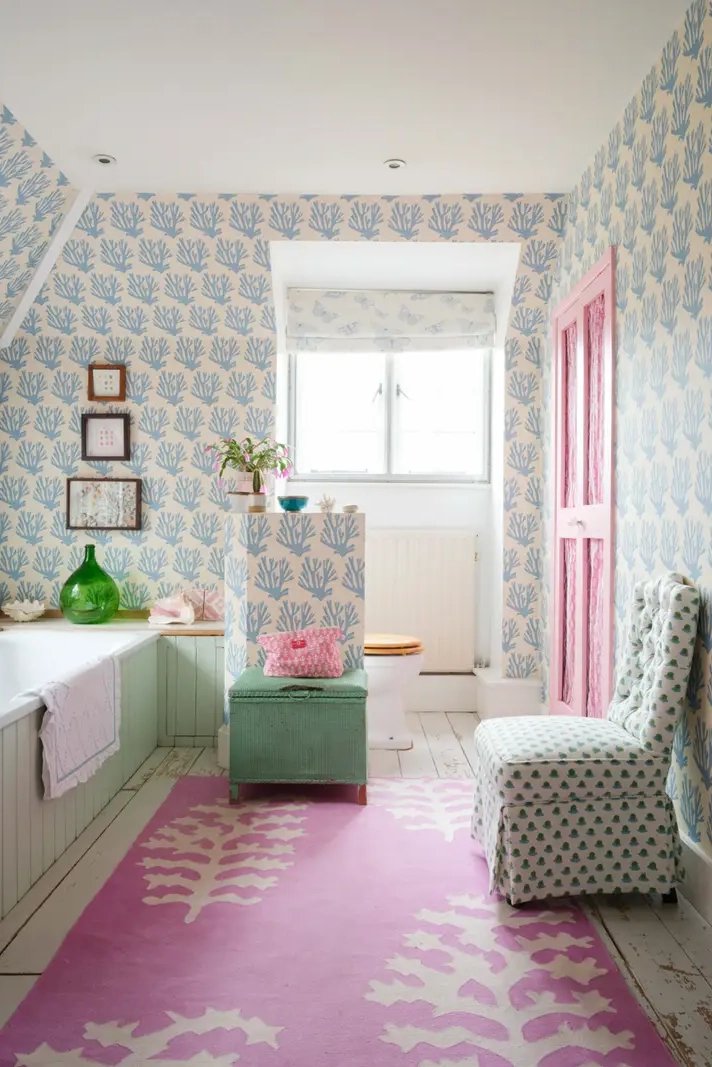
<box><xmin>364</xmin><ymin>633</ymin><xmax>424</xmax><ymax>656</ymax></box>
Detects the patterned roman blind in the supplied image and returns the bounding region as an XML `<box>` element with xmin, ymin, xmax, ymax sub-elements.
<box><xmin>286</xmin><ymin>288</ymin><xmax>495</xmax><ymax>353</ymax></box>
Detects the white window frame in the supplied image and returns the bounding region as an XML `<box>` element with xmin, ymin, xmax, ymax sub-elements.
<box><xmin>288</xmin><ymin>348</ymin><xmax>491</xmax><ymax>485</ymax></box>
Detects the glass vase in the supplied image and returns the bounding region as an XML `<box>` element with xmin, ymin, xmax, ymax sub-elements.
<box><xmin>60</xmin><ymin>544</ymin><xmax>120</xmax><ymax>624</ymax></box>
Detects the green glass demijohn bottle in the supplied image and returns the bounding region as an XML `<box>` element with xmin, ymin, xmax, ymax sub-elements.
<box><xmin>60</xmin><ymin>543</ymin><xmax>120</xmax><ymax>624</ymax></box>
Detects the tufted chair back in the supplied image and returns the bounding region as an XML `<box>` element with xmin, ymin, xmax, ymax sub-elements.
<box><xmin>608</xmin><ymin>572</ymin><xmax>699</xmax><ymax>755</ymax></box>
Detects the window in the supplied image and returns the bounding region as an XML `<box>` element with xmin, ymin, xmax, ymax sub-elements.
<box><xmin>290</xmin><ymin>348</ymin><xmax>489</xmax><ymax>482</ymax></box>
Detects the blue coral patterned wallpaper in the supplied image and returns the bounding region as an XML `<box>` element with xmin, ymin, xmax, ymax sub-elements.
<box><xmin>0</xmin><ymin>178</ymin><xmax>564</xmax><ymax>679</ymax></box>
<box><xmin>547</xmin><ymin>0</ymin><xmax>712</xmax><ymax>851</ymax></box>
<box><xmin>0</xmin><ymin>105</ymin><xmax>75</xmax><ymax>333</ymax></box>
<box><xmin>224</xmin><ymin>513</ymin><xmax>366</xmax><ymax>687</ymax></box>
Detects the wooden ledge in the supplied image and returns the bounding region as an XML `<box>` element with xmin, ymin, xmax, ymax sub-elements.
<box><xmin>0</xmin><ymin>614</ymin><xmax>225</xmax><ymax>638</ymax></box>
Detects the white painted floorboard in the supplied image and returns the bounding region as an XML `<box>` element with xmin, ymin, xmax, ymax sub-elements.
<box><xmin>1</xmin><ymin>712</ymin><xmax>712</xmax><ymax>1065</ymax></box>
<box><xmin>398</xmin><ymin>712</ymin><xmax>438</xmax><ymax>777</ymax></box>
<box><xmin>0</xmin><ymin>976</ymin><xmax>34</xmax><ymax>1029</ymax></box>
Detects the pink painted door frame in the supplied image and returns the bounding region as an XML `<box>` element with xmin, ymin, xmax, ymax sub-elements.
<box><xmin>550</xmin><ymin>248</ymin><xmax>616</xmax><ymax>718</ymax></box>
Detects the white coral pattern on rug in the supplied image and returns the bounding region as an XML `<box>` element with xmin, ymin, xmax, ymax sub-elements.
<box><xmin>366</xmin><ymin>893</ymin><xmax>634</xmax><ymax>1066</ymax></box>
<box><xmin>370</xmin><ymin>780</ymin><xmax>474</xmax><ymax>842</ymax></box>
<box><xmin>15</xmin><ymin>1006</ymin><xmax>281</xmax><ymax>1065</ymax></box>
<box><xmin>139</xmin><ymin>799</ymin><xmax>306</xmax><ymax>923</ymax></box>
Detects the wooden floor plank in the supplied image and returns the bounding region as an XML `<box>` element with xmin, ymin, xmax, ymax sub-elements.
<box><xmin>368</xmin><ymin>748</ymin><xmax>401</xmax><ymax>777</ymax></box>
<box><xmin>0</xmin><ymin>975</ymin><xmax>36</xmax><ymax>1028</ymax></box>
<box><xmin>596</xmin><ymin>900</ymin><xmax>711</xmax><ymax>1015</ymax></box>
<box><xmin>650</xmin><ymin>895</ymin><xmax>712</xmax><ymax>987</ymax></box>
<box><xmin>419</xmin><ymin>711</ymin><xmax>473</xmax><ymax>778</ymax></box>
<box><xmin>446</xmin><ymin>711</ymin><xmax>479</xmax><ymax>771</ymax></box>
<box><xmin>658</xmin><ymin>1007</ymin><xmax>712</xmax><ymax>1067</ymax></box>
<box><xmin>123</xmin><ymin>747</ymin><xmax>173</xmax><ymax>790</ymax></box>
<box><xmin>191</xmin><ymin>748</ymin><xmax>226</xmax><ymax>777</ymax></box>
<box><xmin>151</xmin><ymin>748</ymin><xmax>201</xmax><ymax>778</ymax></box>
<box><xmin>397</xmin><ymin>712</ymin><xmax>437</xmax><ymax>778</ymax></box>
<box><xmin>585</xmin><ymin>901</ymin><xmax>671</xmax><ymax>1042</ymax></box>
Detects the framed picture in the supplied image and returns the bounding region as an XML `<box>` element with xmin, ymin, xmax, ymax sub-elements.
<box><xmin>66</xmin><ymin>478</ymin><xmax>142</xmax><ymax>531</ymax></box>
<box><xmin>88</xmin><ymin>363</ymin><xmax>126</xmax><ymax>402</ymax></box>
<box><xmin>81</xmin><ymin>413</ymin><xmax>130</xmax><ymax>461</ymax></box>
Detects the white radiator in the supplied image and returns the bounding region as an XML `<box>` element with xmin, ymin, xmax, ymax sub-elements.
<box><xmin>365</xmin><ymin>529</ymin><xmax>478</xmax><ymax>672</ymax></box>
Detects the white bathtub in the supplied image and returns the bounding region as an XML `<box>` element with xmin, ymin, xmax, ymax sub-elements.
<box><xmin>0</xmin><ymin>626</ymin><xmax>158</xmax><ymax>729</ymax></box>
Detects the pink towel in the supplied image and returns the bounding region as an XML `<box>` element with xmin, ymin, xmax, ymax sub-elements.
<box><xmin>39</xmin><ymin>657</ymin><xmax>121</xmax><ymax>799</ymax></box>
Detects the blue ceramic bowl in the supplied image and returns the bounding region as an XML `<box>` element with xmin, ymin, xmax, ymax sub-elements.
<box><xmin>278</xmin><ymin>495</ymin><xmax>309</xmax><ymax>512</ymax></box>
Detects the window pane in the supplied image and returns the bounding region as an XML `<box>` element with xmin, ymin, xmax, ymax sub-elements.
<box><xmin>392</xmin><ymin>350</ymin><xmax>487</xmax><ymax>477</ymax></box>
<box><xmin>294</xmin><ymin>351</ymin><xmax>386</xmax><ymax>474</ymax></box>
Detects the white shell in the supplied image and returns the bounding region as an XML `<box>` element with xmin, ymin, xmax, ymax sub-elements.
<box><xmin>148</xmin><ymin>593</ymin><xmax>196</xmax><ymax>627</ymax></box>
<box><xmin>2</xmin><ymin>599</ymin><xmax>46</xmax><ymax>623</ymax></box>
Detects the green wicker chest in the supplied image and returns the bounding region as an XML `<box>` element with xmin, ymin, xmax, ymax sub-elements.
<box><xmin>228</xmin><ymin>667</ymin><xmax>368</xmax><ymax>804</ymax></box>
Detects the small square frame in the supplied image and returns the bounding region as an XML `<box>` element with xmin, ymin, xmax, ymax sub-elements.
<box><xmin>81</xmin><ymin>413</ymin><xmax>130</xmax><ymax>461</ymax></box>
<box><xmin>88</xmin><ymin>363</ymin><xmax>126</xmax><ymax>402</ymax></box>
<box><xmin>66</xmin><ymin>477</ymin><xmax>142</xmax><ymax>531</ymax></box>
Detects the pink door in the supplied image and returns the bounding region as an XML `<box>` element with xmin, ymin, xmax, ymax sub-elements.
<box><xmin>551</xmin><ymin>248</ymin><xmax>615</xmax><ymax>718</ymax></box>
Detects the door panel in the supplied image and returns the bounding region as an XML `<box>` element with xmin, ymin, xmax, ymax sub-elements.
<box><xmin>561</xmin><ymin>537</ymin><xmax>577</xmax><ymax>707</ymax></box>
<box><xmin>562</xmin><ymin>321</ymin><xmax>578</xmax><ymax>509</ymax></box>
<box><xmin>551</xmin><ymin>249</ymin><xmax>615</xmax><ymax>718</ymax></box>
<box><xmin>586</xmin><ymin>538</ymin><xmax>605</xmax><ymax>719</ymax></box>
<box><xmin>585</xmin><ymin>294</ymin><xmax>606</xmax><ymax>507</ymax></box>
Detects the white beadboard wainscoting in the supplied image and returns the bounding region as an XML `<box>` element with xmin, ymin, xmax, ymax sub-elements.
<box><xmin>158</xmin><ymin>636</ymin><xmax>225</xmax><ymax>746</ymax></box>
<box><xmin>365</xmin><ymin>529</ymin><xmax>479</xmax><ymax>672</ymax></box>
<box><xmin>0</xmin><ymin>640</ymin><xmax>157</xmax><ymax>922</ymax></box>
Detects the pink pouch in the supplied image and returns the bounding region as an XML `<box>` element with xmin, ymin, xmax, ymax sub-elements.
<box><xmin>258</xmin><ymin>627</ymin><xmax>344</xmax><ymax>678</ymax></box>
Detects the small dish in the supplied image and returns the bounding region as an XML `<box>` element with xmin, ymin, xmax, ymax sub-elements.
<box><xmin>2</xmin><ymin>599</ymin><xmax>46</xmax><ymax>622</ymax></box>
<box><xmin>278</xmin><ymin>496</ymin><xmax>309</xmax><ymax>512</ymax></box>
<box><xmin>342</xmin><ymin>504</ymin><xmax>358</xmax><ymax>513</ymax></box>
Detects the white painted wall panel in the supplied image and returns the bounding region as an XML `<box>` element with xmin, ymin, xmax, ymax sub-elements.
<box><xmin>365</xmin><ymin>529</ymin><xmax>478</xmax><ymax>672</ymax></box>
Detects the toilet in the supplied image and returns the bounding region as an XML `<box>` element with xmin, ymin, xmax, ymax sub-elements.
<box><xmin>364</xmin><ymin>633</ymin><xmax>424</xmax><ymax>750</ymax></box>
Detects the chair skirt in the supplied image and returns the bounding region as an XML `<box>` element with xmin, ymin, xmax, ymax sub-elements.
<box><xmin>470</xmin><ymin>716</ymin><xmax>683</xmax><ymax>904</ymax></box>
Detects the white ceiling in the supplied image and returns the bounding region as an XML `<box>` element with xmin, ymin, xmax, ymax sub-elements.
<box><xmin>0</xmin><ymin>0</ymin><xmax>688</xmax><ymax>193</ymax></box>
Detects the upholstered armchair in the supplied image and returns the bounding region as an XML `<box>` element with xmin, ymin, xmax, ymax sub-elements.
<box><xmin>471</xmin><ymin>572</ymin><xmax>700</xmax><ymax>905</ymax></box>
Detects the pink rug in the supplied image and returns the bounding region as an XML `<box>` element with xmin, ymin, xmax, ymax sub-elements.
<box><xmin>1</xmin><ymin>777</ymin><xmax>676</xmax><ymax>1066</ymax></box>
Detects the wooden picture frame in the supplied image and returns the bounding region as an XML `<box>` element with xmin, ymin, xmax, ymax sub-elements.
<box><xmin>81</xmin><ymin>413</ymin><xmax>130</xmax><ymax>461</ymax></box>
<box><xmin>66</xmin><ymin>477</ymin><xmax>142</xmax><ymax>531</ymax></box>
<box><xmin>88</xmin><ymin>363</ymin><xmax>126</xmax><ymax>402</ymax></box>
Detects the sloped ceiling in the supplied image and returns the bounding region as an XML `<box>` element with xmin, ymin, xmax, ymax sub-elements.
<box><xmin>0</xmin><ymin>0</ymin><xmax>690</xmax><ymax>193</ymax></box>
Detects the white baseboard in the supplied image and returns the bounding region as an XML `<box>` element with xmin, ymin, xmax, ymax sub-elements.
<box><xmin>406</xmin><ymin>673</ymin><xmax>478</xmax><ymax>714</ymax></box>
<box><xmin>680</xmin><ymin>833</ymin><xmax>712</xmax><ymax>924</ymax></box>
<box><xmin>475</xmin><ymin>667</ymin><xmax>541</xmax><ymax>718</ymax></box>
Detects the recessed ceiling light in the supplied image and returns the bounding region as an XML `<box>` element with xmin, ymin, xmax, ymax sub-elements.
<box><xmin>92</xmin><ymin>153</ymin><xmax>117</xmax><ymax>166</ymax></box>
<box><xmin>384</xmin><ymin>158</ymin><xmax>406</xmax><ymax>170</ymax></box>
